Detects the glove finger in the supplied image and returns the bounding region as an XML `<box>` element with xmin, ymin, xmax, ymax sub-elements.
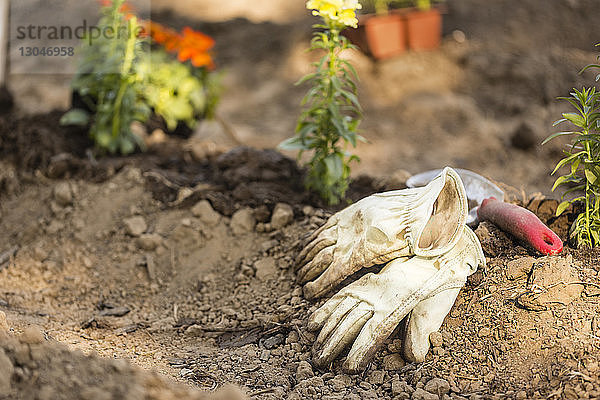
<box><xmin>295</xmin><ymin>232</ymin><xmax>336</xmax><ymax>271</ymax></box>
<box><xmin>307</xmin><ymin>295</ymin><xmax>344</xmax><ymax>331</ymax></box>
<box><xmin>343</xmin><ymin>315</ymin><xmax>398</xmax><ymax>373</ymax></box>
<box><xmin>314</xmin><ymin>303</ymin><xmax>373</xmax><ymax>368</ymax></box>
<box><xmin>314</xmin><ymin>296</ymin><xmax>359</xmax><ymax>348</ymax></box>
<box><xmin>303</xmin><ymin>258</ymin><xmax>355</xmax><ymax>300</ymax></box>
<box><xmin>403</xmin><ymin>287</ymin><xmax>461</xmax><ymax>363</ymax></box>
<box><xmin>296</xmin><ymin>246</ymin><xmax>334</xmax><ymax>283</ymax></box>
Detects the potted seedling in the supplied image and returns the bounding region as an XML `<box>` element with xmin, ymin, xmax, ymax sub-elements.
<box><xmin>344</xmin><ymin>0</ymin><xmax>407</xmax><ymax>60</ymax></box>
<box><xmin>403</xmin><ymin>0</ymin><xmax>443</xmax><ymax>50</ymax></box>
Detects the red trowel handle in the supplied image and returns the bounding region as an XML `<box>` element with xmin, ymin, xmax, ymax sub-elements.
<box><xmin>477</xmin><ymin>197</ymin><xmax>563</xmax><ymax>255</ymax></box>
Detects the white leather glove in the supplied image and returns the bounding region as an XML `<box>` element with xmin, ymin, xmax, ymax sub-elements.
<box><xmin>296</xmin><ymin>167</ymin><xmax>468</xmax><ymax>299</ymax></box>
<box><xmin>307</xmin><ymin>226</ymin><xmax>484</xmax><ymax>373</ymax></box>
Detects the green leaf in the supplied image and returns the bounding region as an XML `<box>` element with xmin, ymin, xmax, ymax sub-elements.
<box><xmin>542</xmin><ymin>131</ymin><xmax>578</xmax><ymax>145</ymax></box>
<box><xmin>556</xmin><ymin>201</ymin><xmax>571</xmax><ymax>216</ymax></box>
<box><xmin>324</xmin><ymin>153</ymin><xmax>343</xmax><ymax>182</ymax></box>
<box><xmin>278</xmin><ymin>137</ymin><xmax>309</xmax><ymax>151</ymax></box>
<box><xmin>60</xmin><ymin>109</ymin><xmax>90</xmax><ymax>126</ymax></box>
<box><xmin>551</xmin><ymin>152</ymin><xmax>582</xmax><ymax>175</ymax></box>
<box><xmin>562</xmin><ymin>112</ymin><xmax>586</xmax><ymax>127</ymax></box>
<box><xmin>552</xmin><ymin>175</ymin><xmax>572</xmax><ymax>191</ymax></box>
<box><xmin>571</xmin><ymin>158</ymin><xmax>581</xmax><ymax>175</ymax></box>
<box><xmin>585</xmin><ymin>169</ymin><xmax>598</xmax><ymax>184</ymax></box>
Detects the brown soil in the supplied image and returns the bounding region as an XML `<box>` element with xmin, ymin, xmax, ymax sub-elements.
<box><xmin>2</xmin><ymin>0</ymin><xmax>600</xmax><ymax>399</ymax></box>
<box><xmin>1</xmin><ymin>115</ymin><xmax>600</xmax><ymax>399</ymax></box>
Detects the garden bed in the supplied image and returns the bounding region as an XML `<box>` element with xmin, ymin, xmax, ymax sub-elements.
<box><xmin>0</xmin><ymin>112</ymin><xmax>599</xmax><ymax>399</ymax></box>
<box><xmin>2</xmin><ymin>0</ymin><xmax>600</xmax><ymax>398</ymax></box>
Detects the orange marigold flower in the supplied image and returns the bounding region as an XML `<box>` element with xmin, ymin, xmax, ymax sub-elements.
<box><xmin>179</xmin><ymin>27</ymin><xmax>215</xmax><ymax>52</ymax></box>
<box><xmin>146</xmin><ymin>21</ymin><xmax>180</xmax><ymax>46</ymax></box>
<box><xmin>175</xmin><ymin>27</ymin><xmax>215</xmax><ymax>69</ymax></box>
<box><xmin>177</xmin><ymin>47</ymin><xmax>215</xmax><ymax>69</ymax></box>
<box><xmin>142</xmin><ymin>22</ymin><xmax>216</xmax><ymax>69</ymax></box>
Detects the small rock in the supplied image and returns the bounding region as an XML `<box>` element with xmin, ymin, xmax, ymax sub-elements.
<box><xmin>432</xmin><ymin>346</ymin><xmax>445</xmax><ymax>356</ymax></box>
<box><xmin>412</xmin><ymin>387</ymin><xmax>438</xmax><ymax>400</ymax></box>
<box><xmin>329</xmin><ymin>375</ymin><xmax>351</xmax><ymax>391</ymax></box>
<box><xmin>259</xmin><ymin>349</ymin><xmax>270</xmax><ymax>361</ymax></box>
<box><xmin>296</xmin><ymin>360</ymin><xmax>314</xmax><ymax>381</ymax></box>
<box><xmin>254</xmin><ymin>257</ymin><xmax>278</xmax><ymax>280</ymax></box>
<box><xmin>368</xmin><ymin>370</ymin><xmax>385</xmax><ymax>385</ymax></box>
<box><xmin>99</xmin><ymin>306</ymin><xmax>130</xmax><ymax>317</ymax></box>
<box><xmin>0</xmin><ymin>311</ymin><xmax>8</xmax><ymax>331</ymax></box>
<box><xmin>429</xmin><ymin>331</ymin><xmax>443</xmax><ymax>348</ymax></box>
<box><xmin>260</xmin><ymin>239</ymin><xmax>279</xmax><ymax>252</ymax></box>
<box><xmin>262</xmin><ymin>334</ymin><xmax>285</xmax><ymax>349</ymax></box>
<box><xmin>136</xmin><ymin>233</ymin><xmax>163</xmax><ymax>251</ymax></box>
<box><xmin>21</xmin><ymin>326</ymin><xmax>45</xmax><ymax>344</ymax></box>
<box><xmin>184</xmin><ymin>325</ymin><xmax>204</xmax><ymax>337</ymax></box>
<box><xmin>478</xmin><ymin>327</ymin><xmax>491</xmax><ymax>337</ymax></box>
<box><xmin>506</xmin><ymin>257</ymin><xmax>536</xmax><ymax>280</ymax></box>
<box><xmin>253</xmin><ymin>205</ymin><xmax>271</xmax><ymax>223</ymax></box>
<box><xmin>124</xmin><ymin>216</ymin><xmax>147</xmax><ymax>237</ymax></box>
<box><xmin>230</xmin><ymin>208</ymin><xmax>256</xmax><ymax>235</ymax></box>
<box><xmin>53</xmin><ymin>182</ymin><xmax>73</xmax><ymax>206</ymax></box>
<box><xmin>424</xmin><ymin>378</ymin><xmax>450</xmax><ymax>395</ymax></box>
<box><xmin>392</xmin><ymin>377</ymin><xmax>413</xmax><ymax>396</ymax></box>
<box><xmin>191</xmin><ymin>200</ymin><xmax>221</xmax><ymax>226</ymax></box>
<box><xmin>516</xmin><ymin>390</ymin><xmax>527</xmax><ymax>400</ymax></box>
<box><xmin>181</xmin><ymin>218</ymin><xmax>192</xmax><ymax>227</ymax></box>
<box><xmin>383</xmin><ymin>353</ymin><xmax>405</xmax><ymax>370</ymax></box>
<box><xmin>0</xmin><ymin>348</ymin><xmax>13</xmax><ymax>393</ymax></box>
<box><xmin>302</xmin><ymin>205</ymin><xmax>315</xmax><ymax>216</ymax></box>
<box><xmin>270</xmin><ymin>203</ymin><xmax>294</xmax><ymax>229</ymax></box>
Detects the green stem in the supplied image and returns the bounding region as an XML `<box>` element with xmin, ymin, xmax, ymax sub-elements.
<box><xmin>584</xmin><ymin>131</ymin><xmax>593</xmax><ymax>245</ymax></box>
<box><xmin>112</xmin><ymin>18</ymin><xmax>137</xmax><ymax>139</ymax></box>
<box><xmin>326</xmin><ymin>27</ymin><xmax>339</xmax><ymax>150</ymax></box>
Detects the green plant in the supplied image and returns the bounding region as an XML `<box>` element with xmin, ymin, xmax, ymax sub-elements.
<box><xmin>361</xmin><ymin>0</ymin><xmax>391</xmax><ymax>14</ymax></box>
<box><xmin>61</xmin><ymin>0</ymin><xmax>149</xmax><ymax>154</ymax></box>
<box><xmin>544</xmin><ymin>80</ymin><xmax>600</xmax><ymax>247</ymax></box>
<box><xmin>137</xmin><ymin>51</ymin><xmax>220</xmax><ymax>131</ymax></box>
<box><xmin>61</xmin><ymin>0</ymin><xmax>221</xmax><ymax>155</ymax></box>
<box><xmin>280</xmin><ymin>0</ymin><xmax>364</xmax><ymax>205</ymax></box>
<box><xmin>415</xmin><ymin>0</ymin><xmax>431</xmax><ymax>10</ymax></box>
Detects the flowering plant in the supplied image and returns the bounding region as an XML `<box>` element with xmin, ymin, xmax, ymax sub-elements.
<box><xmin>280</xmin><ymin>0</ymin><xmax>364</xmax><ymax>204</ymax></box>
<box><xmin>61</xmin><ymin>0</ymin><xmax>220</xmax><ymax>154</ymax></box>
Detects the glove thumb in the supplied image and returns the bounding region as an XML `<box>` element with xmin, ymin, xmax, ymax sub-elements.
<box><xmin>403</xmin><ymin>287</ymin><xmax>461</xmax><ymax>363</ymax></box>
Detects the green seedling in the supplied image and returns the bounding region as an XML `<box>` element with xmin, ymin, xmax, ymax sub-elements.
<box><xmin>544</xmin><ymin>55</ymin><xmax>600</xmax><ymax>248</ymax></box>
<box><xmin>280</xmin><ymin>0</ymin><xmax>364</xmax><ymax>205</ymax></box>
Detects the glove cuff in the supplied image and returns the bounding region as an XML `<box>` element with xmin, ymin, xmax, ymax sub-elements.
<box><xmin>407</xmin><ymin>167</ymin><xmax>468</xmax><ymax>257</ymax></box>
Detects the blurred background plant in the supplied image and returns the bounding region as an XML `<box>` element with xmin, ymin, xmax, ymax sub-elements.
<box><xmin>544</xmin><ymin>45</ymin><xmax>600</xmax><ymax>248</ymax></box>
<box><xmin>60</xmin><ymin>0</ymin><xmax>221</xmax><ymax>155</ymax></box>
<box><xmin>280</xmin><ymin>0</ymin><xmax>364</xmax><ymax>205</ymax></box>
<box><xmin>359</xmin><ymin>0</ymin><xmax>442</xmax><ymax>14</ymax></box>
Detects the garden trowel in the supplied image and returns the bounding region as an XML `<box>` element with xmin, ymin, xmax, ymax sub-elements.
<box><xmin>407</xmin><ymin>168</ymin><xmax>563</xmax><ymax>255</ymax></box>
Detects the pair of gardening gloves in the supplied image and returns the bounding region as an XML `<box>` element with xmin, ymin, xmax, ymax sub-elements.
<box><xmin>296</xmin><ymin>167</ymin><xmax>485</xmax><ymax>373</ymax></box>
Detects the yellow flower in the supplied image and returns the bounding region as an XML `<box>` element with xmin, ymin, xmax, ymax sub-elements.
<box><xmin>338</xmin><ymin>8</ymin><xmax>358</xmax><ymax>28</ymax></box>
<box><xmin>306</xmin><ymin>0</ymin><xmax>361</xmax><ymax>27</ymax></box>
<box><xmin>343</xmin><ymin>0</ymin><xmax>362</xmax><ymax>11</ymax></box>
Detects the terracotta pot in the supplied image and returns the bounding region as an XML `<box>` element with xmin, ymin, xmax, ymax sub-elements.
<box><xmin>344</xmin><ymin>13</ymin><xmax>407</xmax><ymax>60</ymax></box>
<box><xmin>404</xmin><ymin>8</ymin><xmax>442</xmax><ymax>50</ymax></box>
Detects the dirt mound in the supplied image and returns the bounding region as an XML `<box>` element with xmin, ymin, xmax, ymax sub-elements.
<box><xmin>0</xmin><ymin>328</ymin><xmax>246</xmax><ymax>400</ymax></box>
<box><xmin>1</xmin><ymin>144</ymin><xmax>599</xmax><ymax>398</ymax></box>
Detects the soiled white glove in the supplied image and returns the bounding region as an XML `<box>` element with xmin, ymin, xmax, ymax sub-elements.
<box><xmin>307</xmin><ymin>226</ymin><xmax>484</xmax><ymax>373</ymax></box>
<box><xmin>296</xmin><ymin>167</ymin><xmax>468</xmax><ymax>299</ymax></box>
